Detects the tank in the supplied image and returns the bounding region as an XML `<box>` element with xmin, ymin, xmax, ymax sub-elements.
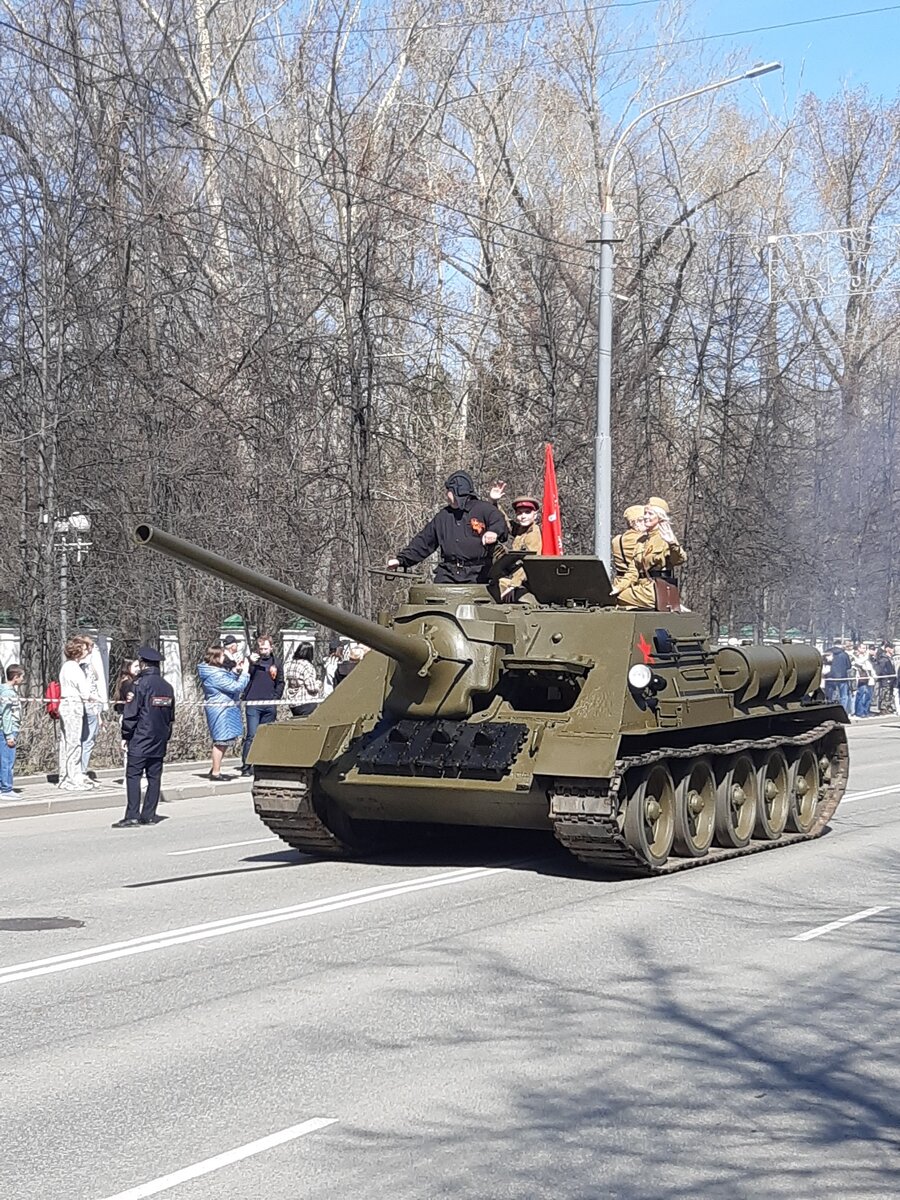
<box><xmin>136</xmin><ymin>525</ymin><xmax>849</xmax><ymax>876</ymax></box>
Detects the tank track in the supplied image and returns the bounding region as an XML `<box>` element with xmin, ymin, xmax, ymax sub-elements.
<box><xmin>551</xmin><ymin>719</ymin><xmax>849</xmax><ymax>876</ymax></box>
<box><xmin>254</xmin><ymin>770</ymin><xmax>357</xmax><ymax>857</ymax></box>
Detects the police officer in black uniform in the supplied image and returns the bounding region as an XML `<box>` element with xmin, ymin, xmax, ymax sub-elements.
<box><xmin>388</xmin><ymin>471</ymin><xmax>507</xmax><ymax>583</ymax></box>
<box><xmin>113</xmin><ymin>645</ymin><xmax>176</xmax><ymax>828</ymax></box>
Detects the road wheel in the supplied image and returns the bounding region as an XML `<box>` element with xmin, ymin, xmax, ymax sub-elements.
<box><xmin>714</xmin><ymin>754</ymin><xmax>757</xmax><ymax>848</ymax></box>
<box><xmin>673</xmin><ymin>759</ymin><xmax>716</xmax><ymax>858</ymax></box>
<box><xmin>754</xmin><ymin>750</ymin><xmax>790</xmax><ymax>840</ymax></box>
<box><xmin>786</xmin><ymin>748</ymin><xmax>820</xmax><ymax>833</ymax></box>
<box><xmin>623</xmin><ymin>764</ymin><xmax>676</xmax><ymax>868</ymax></box>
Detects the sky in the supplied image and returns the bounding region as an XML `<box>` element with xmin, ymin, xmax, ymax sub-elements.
<box><xmin>691</xmin><ymin>1</ymin><xmax>900</xmax><ymax>103</ymax></box>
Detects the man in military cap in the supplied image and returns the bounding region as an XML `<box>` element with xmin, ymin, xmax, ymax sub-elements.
<box><xmin>113</xmin><ymin>645</ymin><xmax>176</xmax><ymax>828</ymax></box>
<box><xmin>611</xmin><ymin>504</ymin><xmax>646</xmax><ymax>584</ymax></box>
<box><xmin>388</xmin><ymin>471</ymin><xmax>507</xmax><ymax>584</ymax></box>
<box><xmin>613</xmin><ymin>496</ymin><xmax>686</xmax><ymax>609</ymax></box>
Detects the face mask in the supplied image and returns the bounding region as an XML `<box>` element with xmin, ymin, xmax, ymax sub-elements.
<box><xmin>514</xmin><ymin>510</ymin><xmax>537</xmax><ymax>527</ymax></box>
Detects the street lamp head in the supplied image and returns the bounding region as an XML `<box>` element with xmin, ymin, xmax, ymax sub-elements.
<box><xmin>68</xmin><ymin>513</ymin><xmax>91</xmax><ymax>534</ymax></box>
<box><xmin>743</xmin><ymin>61</ymin><xmax>781</xmax><ymax>79</ymax></box>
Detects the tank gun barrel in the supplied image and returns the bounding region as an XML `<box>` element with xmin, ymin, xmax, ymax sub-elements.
<box><xmin>134</xmin><ymin>525</ymin><xmax>431</xmax><ymax>673</ymax></box>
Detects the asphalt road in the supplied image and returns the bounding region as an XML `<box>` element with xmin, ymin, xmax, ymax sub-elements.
<box><xmin>0</xmin><ymin>721</ymin><xmax>897</xmax><ymax>1200</ymax></box>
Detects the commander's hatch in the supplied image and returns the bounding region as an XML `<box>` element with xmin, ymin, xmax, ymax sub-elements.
<box><xmin>522</xmin><ymin>555</ymin><xmax>615</xmax><ymax>607</ymax></box>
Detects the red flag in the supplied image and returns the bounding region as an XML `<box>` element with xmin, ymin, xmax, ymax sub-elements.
<box><xmin>541</xmin><ymin>443</ymin><xmax>563</xmax><ymax>555</ymax></box>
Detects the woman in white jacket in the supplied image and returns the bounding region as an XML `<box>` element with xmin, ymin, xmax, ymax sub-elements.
<box><xmin>58</xmin><ymin>637</ymin><xmax>93</xmax><ymax>790</ymax></box>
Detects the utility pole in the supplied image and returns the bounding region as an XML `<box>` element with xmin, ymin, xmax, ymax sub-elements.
<box><xmin>592</xmin><ymin>62</ymin><xmax>781</xmax><ymax>571</ymax></box>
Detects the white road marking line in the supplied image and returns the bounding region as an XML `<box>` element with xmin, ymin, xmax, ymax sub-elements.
<box><xmin>97</xmin><ymin>1117</ymin><xmax>336</xmax><ymax>1200</ymax></box>
<box><xmin>168</xmin><ymin>837</ymin><xmax>279</xmax><ymax>856</ymax></box>
<box><xmin>791</xmin><ymin>905</ymin><xmax>891</xmax><ymax>942</ymax></box>
<box><xmin>840</xmin><ymin>784</ymin><xmax>900</xmax><ymax>804</ymax></box>
<box><xmin>0</xmin><ymin>866</ymin><xmax>505</xmax><ymax>984</ymax></box>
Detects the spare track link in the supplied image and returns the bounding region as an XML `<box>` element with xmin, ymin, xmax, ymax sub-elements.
<box><xmin>551</xmin><ymin>720</ymin><xmax>849</xmax><ymax>877</ymax></box>
<box><xmin>253</xmin><ymin>770</ymin><xmax>355</xmax><ymax>858</ymax></box>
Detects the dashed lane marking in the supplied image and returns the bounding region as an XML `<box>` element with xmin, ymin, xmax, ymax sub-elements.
<box><xmin>167</xmin><ymin>837</ymin><xmax>280</xmax><ymax>856</ymax></box>
<box><xmin>97</xmin><ymin>1117</ymin><xmax>337</xmax><ymax>1199</ymax></box>
<box><xmin>791</xmin><ymin>905</ymin><xmax>891</xmax><ymax>942</ymax></box>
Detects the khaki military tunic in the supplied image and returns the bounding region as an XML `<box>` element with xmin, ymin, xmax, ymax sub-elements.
<box><xmin>611</xmin><ymin>528</ymin><xmax>642</xmax><ymax>582</ymax></box>
<box><xmin>615</xmin><ymin>530</ymin><xmax>686</xmax><ymax>609</ymax></box>
<box><xmin>499</xmin><ymin>524</ymin><xmax>542</xmax><ymax>594</ymax></box>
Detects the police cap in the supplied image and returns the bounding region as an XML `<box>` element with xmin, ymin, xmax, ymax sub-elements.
<box><xmin>138</xmin><ymin>645</ymin><xmax>163</xmax><ymax>663</ymax></box>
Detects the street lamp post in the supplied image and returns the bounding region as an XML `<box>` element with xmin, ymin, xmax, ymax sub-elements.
<box><xmin>593</xmin><ymin>62</ymin><xmax>781</xmax><ymax>569</ymax></box>
<box><xmin>53</xmin><ymin>513</ymin><xmax>92</xmax><ymax>645</ymax></box>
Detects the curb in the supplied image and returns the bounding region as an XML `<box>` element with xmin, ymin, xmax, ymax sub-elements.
<box><xmin>0</xmin><ymin>774</ymin><xmax>250</xmax><ymax>821</ymax></box>
<box><xmin>10</xmin><ymin>760</ymin><xmax>212</xmax><ymax>791</ymax></box>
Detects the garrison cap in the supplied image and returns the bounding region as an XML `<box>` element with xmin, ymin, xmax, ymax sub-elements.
<box><xmin>623</xmin><ymin>504</ymin><xmax>644</xmax><ymax>523</ymax></box>
<box><xmin>137</xmin><ymin>644</ymin><xmax>163</xmax><ymax>663</ymax></box>
<box><xmin>647</xmin><ymin>496</ymin><xmax>670</xmax><ymax>514</ymax></box>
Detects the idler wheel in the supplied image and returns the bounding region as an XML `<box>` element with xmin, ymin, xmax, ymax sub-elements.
<box><xmin>754</xmin><ymin>750</ymin><xmax>790</xmax><ymax>840</ymax></box>
<box><xmin>623</xmin><ymin>764</ymin><xmax>675</xmax><ymax>868</ymax></box>
<box><xmin>673</xmin><ymin>759</ymin><xmax>716</xmax><ymax>858</ymax></box>
<box><xmin>714</xmin><ymin>754</ymin><xmax>757</xmax><ymax>848</ymax></box>
<box><xmin>786</xmin><ymin>748</ymin><xmax>820</xmax><ymax>833</ymax></box>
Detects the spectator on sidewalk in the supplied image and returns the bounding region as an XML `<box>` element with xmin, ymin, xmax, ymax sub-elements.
<box><xmin>79</xmin><ymin>634</ymin><xmax>106</xmax><ymax>780</ymax></box>
<box><xmin>241</xmin><ymin>633</ymin><xmax>284</xmax><ymax>776</ymax></box>
<box><xmin>321</xmin><ymin>637</ymin><xmax>344</xmax><ymax>698</ymax></box>
<box><xmin>333</xmin><ymin>642</ymin><xmax>367</xmax><ymax>689</ymax></box>
<box><xmin>827</xmin><ymin>642</ymin><xmax>853</xmax><ymax>715</ymax></box>
<box><xmin>285</xmin><ymin>643</ymin><xmax>320</xmax><ymax>717</ymax></box>
<box><xmin>888</xmin><ymin>646</ymin><xmax>900</xmax><ymax>715</ymax></box>
<box><xmin>852</xmin><ymin>644</ymin><xmax>875</xmax><ymax>718</ymax></box>
<box><xmin>197</xmin><ymin>646</ymin><xmax>249</xmax><ymax>781</ymax></box>
<box><xmin>113</xmin><ymin>658</ymin><xmax>141</xmax><ymax>776</ymax></box>
<box><xmin>58</xmin><ymin>637</ymin><xmax>93</xmax><ymax>791</ymax></box>
<box><xmin>0</xmin><ymin>664</ymin><xmax>24</xmax><ymax>796</ymax></box>
<box><xmin>221</xmin><ymin>634</ymin><xmax>244</xmax><ymax>671</ymax></box>
<box><xmin>113</xmin><ymin>660</ymin><xmax>140</xmax><ymax>715</ymax></box>
<box><xmin>872</xmin><ymin>643</ymin><xmax>895</xmax><ymax>714</ymax></box>
<box><xmin>113</xmin><ymin>646</ymin><xmax>175</xmax><ymax>828</ymax></box>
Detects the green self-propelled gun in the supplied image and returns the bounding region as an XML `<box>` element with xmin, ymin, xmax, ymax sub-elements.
<box><xmin>136</xmin><ymin>525</ymin><xmax>848</xmax><ymax>875</ymax></box>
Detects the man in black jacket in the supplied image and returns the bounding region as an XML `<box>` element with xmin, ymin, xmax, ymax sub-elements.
<box><xmin>826</xmin><ymin>642</ymin><xmax>853</xmax><ymax>715</ymax></box>
<box><xmin>114</xmin><ymin>645</ymin><xmax>175</xmax><ymax>828</ymax></box>
<box><xmin>388</xmin><ymin>471</ymin><xmax>507</xmax><ymax>584</ymax></box>
<box><xmin>241</xmin><ymin>633</ymin><xmax>284</xmax><ymax>775</ymax></box>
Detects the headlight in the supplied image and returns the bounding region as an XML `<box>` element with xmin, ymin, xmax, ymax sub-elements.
<box><xmin>628</xmin><ymin>663</ymin><xmax>653</xmax><ymax>690</ymax></box>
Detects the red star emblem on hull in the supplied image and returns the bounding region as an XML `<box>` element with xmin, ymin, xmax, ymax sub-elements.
<box><xmin>637</xmin><ymin>634</ymin><xmax>655</xmax><ymax>665</ymax></box>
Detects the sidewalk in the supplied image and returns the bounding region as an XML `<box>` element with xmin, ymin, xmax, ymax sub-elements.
<box><xmin>0</xmin><ymin>759</ymin><xmax>251</xmax><ymax>821</ymax></box>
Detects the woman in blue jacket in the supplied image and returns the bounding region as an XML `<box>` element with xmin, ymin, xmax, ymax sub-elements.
<box><xmin>197</xmin><ymin>647</ymin><xmax>250</xmax><ymax>780</ymax></box>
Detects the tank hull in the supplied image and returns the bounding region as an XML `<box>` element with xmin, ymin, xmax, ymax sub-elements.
<box><xmin>252</xmin><ymin>702</ymin><xmax>848</xmax><ymax>874</ymax></box>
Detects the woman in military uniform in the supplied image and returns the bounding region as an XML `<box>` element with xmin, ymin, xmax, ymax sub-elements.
<box><xmin>611</xmin><ymin>504</ymin><xmax>646</xmax><ymax>584</ymax></box>
<box><xmin>613</xmin><ymin>496</ymin><xmax>686</xmax><ymax>609</ymax></box>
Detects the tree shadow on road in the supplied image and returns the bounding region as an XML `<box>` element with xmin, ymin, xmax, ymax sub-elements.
<box><xmin>303</xmin><ymin>902</ymin><xmax>899</xmax><ymax>1199</ymax></box>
